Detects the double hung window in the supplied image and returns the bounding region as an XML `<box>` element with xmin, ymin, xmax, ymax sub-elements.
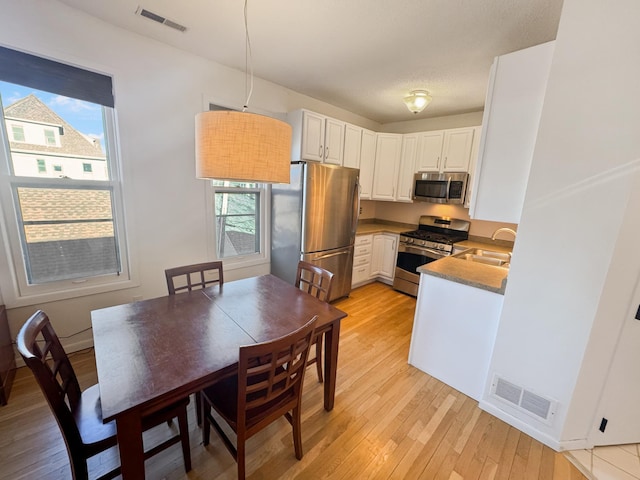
<box><xmin>0</xmin><ymin>46</ymin><xmax>130</xmax><ymax>306</ymax></box>
<box><xmin>211</xmin><ymin>181</ymin><xmax>263</xmax><ymax>260</ymax></box>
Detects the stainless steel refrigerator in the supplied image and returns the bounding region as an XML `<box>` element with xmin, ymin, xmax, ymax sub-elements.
<box><xmin>271</xmin><ymin>162</ymin><xmax>359</xmax><ymax>301</ymax></box>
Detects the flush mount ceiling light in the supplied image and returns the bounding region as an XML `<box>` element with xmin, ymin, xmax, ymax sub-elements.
<box><xmin>403</xmin><ymin>90</ymin><xmax>432</xmax><ymax>114</ymax></box>
<box><xmin>195</xmin><ymin>0</ymin><xmax>291</xmax><ymax>183</ymax></box>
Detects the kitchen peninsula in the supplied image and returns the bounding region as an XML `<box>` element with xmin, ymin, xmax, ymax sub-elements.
<box><xmin>408</xmin><ymin>239</ymin><xmax>513</xmax><ymax>401</ymax></box>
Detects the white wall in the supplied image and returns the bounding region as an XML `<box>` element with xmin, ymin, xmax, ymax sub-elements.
<box><xmin>481</xmin><ymin>0</ymin><xmax>640</xmax><ymax>450</ymax></box>
<box><xmin>0</xmin><ymin>0</ymin><xmax>378</xmax><ymax>352</ymax></box>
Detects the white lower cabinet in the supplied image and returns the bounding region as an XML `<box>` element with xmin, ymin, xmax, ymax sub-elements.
<box><xmin>371</xmin><ymin>233</ymin><xmax>398</xmax><ymax>283</ymax></box>
<box><xmin>352</xmin><ymin>232</ymin><xmax>398</xmax><ymax>287</ymax></box>
<box><xmin>352</xmin><ymin>234</ymin><xmax>373</xmax><ymax>287</ymax></box>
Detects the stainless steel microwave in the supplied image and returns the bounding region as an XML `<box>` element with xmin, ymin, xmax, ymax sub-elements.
<box><xmin>413</xmin><ymin>172</ymin><xmax>468</xmax><ymax>204</ymax></box>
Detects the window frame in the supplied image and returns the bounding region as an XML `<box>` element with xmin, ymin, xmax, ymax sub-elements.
<box><xmin>11</xmin><ymin>124</ymin><xmax>24</xmax><ymax>142</ymax></box>
<box><xmin>0</xmin><ymin>86</ymin><xmax>135</xmax><ymax>308</ymax></box>
<box><xmin>205</xmin><ymin>180</ymin><xmax>271</xmax><ymax>270</ymax></box>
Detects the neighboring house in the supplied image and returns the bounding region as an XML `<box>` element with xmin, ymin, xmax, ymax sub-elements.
<box><xmin>4</xmin><ymin>94</ymin><xmax>106</xmax><ymax>179</ymax></box>
<box><xmin>3</xmin><ymin>94</ymin><xmax>117</xmax><ymax>283</ymax></box>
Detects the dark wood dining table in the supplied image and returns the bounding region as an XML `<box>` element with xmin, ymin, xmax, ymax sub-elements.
<box><xmin>91</xmin><ymin>274</ymin><xmax>347</xmax><ymax>479</ymax></box>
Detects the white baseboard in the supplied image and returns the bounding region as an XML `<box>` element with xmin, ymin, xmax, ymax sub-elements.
<box><xmin>479</xmin><ymin>400</ymin><xmax>590</xmax><ymax>451</ymax></box>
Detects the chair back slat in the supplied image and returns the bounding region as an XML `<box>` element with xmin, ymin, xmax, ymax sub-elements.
<box><xmin>295</xmin><ymin>261</ymin><xmax>334</xmax><ymax>302</ymax></box>
<box><xmin>238</xmin><ymin>316</ymin><xmax>317</xmax><ymax>420</ymax></box>
<box><xmin>165</xmin><ymin>261</ymin><xmax>224</xmax><ymax>295</ymax></box>
<box><xmin>16</xmin><ymin>310</ymin><xmax>84</xmax><ymax>446</ymax></box>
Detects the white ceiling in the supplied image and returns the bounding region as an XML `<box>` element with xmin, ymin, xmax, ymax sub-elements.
<box><xmin>57</xmin><ymin>0</ymin><xmax>564</xmax><ymax>124</ymax></box>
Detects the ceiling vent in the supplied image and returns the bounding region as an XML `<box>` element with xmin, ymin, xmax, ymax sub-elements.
<box><xmin>490</xmin><ymin>374</ymin><xmax>558</xmax><ymax>425</ymax></box>
<box><xmin>135</xmin><ymin>6</ymin><xmax>187</xmax><ymax>32</ymax></box>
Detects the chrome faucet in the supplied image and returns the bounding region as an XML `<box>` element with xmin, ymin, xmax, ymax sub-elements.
<box><xmin>491</xmin><ymin>227</ymin><xmax>517</xmax><ymax>241</ymax></box>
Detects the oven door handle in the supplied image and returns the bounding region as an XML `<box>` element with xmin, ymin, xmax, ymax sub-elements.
<box><xmin>399</xmin><ymin>243</ymin><xmax>448</xmax><ymax>259</ymax></box>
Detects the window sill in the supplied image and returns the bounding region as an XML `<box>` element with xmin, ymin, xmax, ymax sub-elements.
<box><xmin>0</xmin><ymin>277</ymin><xmax>140</xmax><ymax>309</ymax></box>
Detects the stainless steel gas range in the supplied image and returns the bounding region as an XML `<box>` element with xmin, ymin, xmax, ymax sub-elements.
<box><xmin>393</xmin><ymin>215</ymin><xmax>470</xmax><ymax>296</ymax></box>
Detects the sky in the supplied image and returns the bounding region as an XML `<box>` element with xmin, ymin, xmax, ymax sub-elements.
<box><xmin>0</xmin><ymin>80</ymin><xmax>105</xmax><ymax>147</ymax></box>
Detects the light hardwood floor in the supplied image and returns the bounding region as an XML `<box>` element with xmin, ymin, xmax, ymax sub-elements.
<box><xmin>0</xmin><ymin>282</ymin><xmax>587</xmax><ymax>479</ymax></box>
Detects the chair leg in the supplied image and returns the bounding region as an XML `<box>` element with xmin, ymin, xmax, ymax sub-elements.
<box><xmin>177</xmin><ymin>406</ymin><xmax>192</xmax><ymax>472</ymax></box>
<box><xmin>315</xmin><ymin>334</ymin><xmax>323</xmax><ymax>383</ymax></box>
<box><xmin>237</xmin><ymin>433</ymin><xmax>246</xmax><ymax>480</ymax></box>
<box><xmin>195</xmin><ymin>391</ymin><xmax>202</xmax><ymax>426</ymax></box>
<box><xmin>202</xmin><ymin>397</ymin><xmax>211</xmax><ymax>446</ymax></box>
<box><xmin>291</xmin><ymin>406</ymin><xmax>303</xmax><ymax>460</ymax></box>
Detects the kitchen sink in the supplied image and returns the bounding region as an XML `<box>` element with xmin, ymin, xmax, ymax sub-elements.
<box><xmin>452</xmin><ymin>248</ymin><xmax>511</xmax><ymax>269</ymax></box>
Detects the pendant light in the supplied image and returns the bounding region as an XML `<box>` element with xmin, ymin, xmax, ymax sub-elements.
<box><xmin>195</xmin><ymin>0</ymin><xmax>291</xmax><ymax>183</ymax></box>
<box><xmin>403</xmin><ymin>90</ymin><xmax>432</xmax><ymax>114</ymax></box>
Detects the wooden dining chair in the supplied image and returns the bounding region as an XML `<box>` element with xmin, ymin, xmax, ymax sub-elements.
<box><xmin>295</xmin><ymin>260</ymin><xmax>334</xmax><ymax>383</ymax></box>
<box><xmin>164</xmin><ymin>260</ymin><xmax>224</xmax><ymax>295</ymax></box>
<box><xmin>201</xmin><ymin>315</ymin><xmax>318</xmax><ymax>480</ymax></box>
<box><xmin>165</xmin><ymin>260</ymin><xmax>224</xmax><ymax>425</ymax></box>
<box><xmin>17</xmin><ymin>310</ymin><xmax>192</xmax><ymax>480</ymax></box>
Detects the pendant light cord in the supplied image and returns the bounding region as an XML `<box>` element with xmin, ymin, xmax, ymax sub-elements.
<box><xmin>243</xmin><ymin>0</ymin><xmax>254</xmax><ymax>112</ymax></box>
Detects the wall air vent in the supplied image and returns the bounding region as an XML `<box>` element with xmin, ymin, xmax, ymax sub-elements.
<box><xmin>490</xmin><ymin>374</ymin><xmax>558</xmax><ymax>425</ymax></box>
<box><xmin>135</xmin><ymin>6</ymin><xmax>187</xmax><ymax>32</ymax></box>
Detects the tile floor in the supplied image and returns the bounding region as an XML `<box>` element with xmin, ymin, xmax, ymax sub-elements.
<box><xmin>567</xmin><ymin>444</ymin><xmax>640</xmax><ymax>480</ymax></box>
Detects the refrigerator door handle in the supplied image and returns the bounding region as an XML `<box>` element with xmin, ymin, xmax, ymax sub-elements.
<box><xmin>351</xmin><ymin>179</ymin><xmax>360</xmax><ymax>235</ymax></box>
<box><xmin>314</xmin><ymin>249</ymin><xmax>352</xmax><ymax>260</ymax></box>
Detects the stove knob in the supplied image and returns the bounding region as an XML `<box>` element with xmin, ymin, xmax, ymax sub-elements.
<box><xmin>438</xmin><ymin>244</ymin><xmax>445</xmax><ymax>250</ymax></box>
<box><xmin>405</xmin><ymin>238</ymin><xmax>413</xmax><ymax>244</ymax></box>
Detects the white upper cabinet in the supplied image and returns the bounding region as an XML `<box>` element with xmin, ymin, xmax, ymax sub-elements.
<box><xmin>464</xmin><ymin>126</ymin><xmax>482</xmax><ymax>209</ymax></box>
<box><xmin>396</xmin><ymin>134</ymin><xmax>418</xmax><ymax>202</ymax></box>
<box><xmin>416</xmin><ymin>128</ymin><xmax>475</xmax><ymax>172</ymax></box>
<box><xmin>323</xmin><ymin>117</ymin><xmax>345</xmax><ymax>165</ymax></box>
<box><xmin>289</xmin><ymin>109</ymin><xmax>345</xmax><ymax>164</ymax></box>
<box><xmin>441</xmin><ymin>128</ymin><xmax>475</xmax><ymax>172</ymax></box>
<box><xmin>359</xmin><ymin>129</ymin><xmax>376</xmax><ymax>199</ymax></box>
<box><xmin>371</xmin><ymin>133</ymin><xmax>402</xmax><ymax>201</ymax></box>
<box><xmin>416</xmin><ymin>130</ymin><xmax>445</xmax><ymax>171</ymax></box>
<box><xmin>343</xmin><ymin>123</ymin><xmax>362</xmax><ymax>169</ymax></box>
<box><xmin>469</xmin><ymin>41</ymin><xmax>555</xmax><ymax>223</ymax></box>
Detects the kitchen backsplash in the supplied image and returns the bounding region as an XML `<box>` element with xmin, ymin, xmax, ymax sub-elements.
<box><xmin>359</xmin><ymin>200</ymin><xmax>517</xmax><ymax>238</ymax></box>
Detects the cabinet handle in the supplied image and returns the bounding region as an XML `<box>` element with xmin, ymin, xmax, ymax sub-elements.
<box><xmin>444</xmin><ymin>156</ymin><xmax>448</xmax><ymax>167</ymax></box>
<box><xmin>319</xmin><ymin>145</ymin><xmax>323</xmax><ymax>157</ymax></box>
<box><xmin>325</xmin><ymin>146</ymin><xmax>329</xmax><ymax>158</ymax></box>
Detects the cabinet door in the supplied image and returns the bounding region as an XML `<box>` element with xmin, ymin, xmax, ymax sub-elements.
<box><xmin>343</xmin><ymin>124</ymin><xmax>362</xmax><ymax>169</ymax></box>
<box><xmin>371</xmin><ymin>235</ymin><xmax>385</xmax><ymax>276</ymax></box>
<box><xmin>301</xmin><ymin>111</ymin><xmax>325</xmax><ymax>162</ymax></box>
<box><xmin>380</xmin><ymin>234</ymin><xmax>398</xmax><ymax>278</ymax></box>
<box><xmin>324</xmin><ymin>118</ymin><xmax>345</xmax><ymax>165</ymax></box>
<box><xmin>372</xmin><ymin>134</ymin><xmax>402</xmax><ymax>201</ymax></box>
<box><xmin>372</xmin><ymin>234</ymin><xmax>397</xmax><ymax>279</ymax></box>
<box><xmin>359</xmin><ymin>129</ymin><xmax>376</xmax><ymax>199</ymax></box>
<box><xmin>416</xmin><ymin>131</ymin><xmax>444</xmax><ymax>171</ymax></box>
<box><xmin>396</xmin><ymin>134</ymin><xmax>418</xmax><ymax>202</ymax></box>
<box><xmin>442</xmin><ymin>128</ymin><xmax>475</xmax><ymax>171</ymax></box>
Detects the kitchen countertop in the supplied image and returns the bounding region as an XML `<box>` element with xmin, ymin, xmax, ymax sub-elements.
<box><xmin>418</xmin><ymin>238</ymin><xmax>512</xmax><ymax>295</ymax></box>
<box><xmin>356</xmin><ymin>220</ymin><xmax>414</xmax><ymax>235</ymax></box>
<box><xmin>356</xmin><ymin>222</ymin><xmax>511</xmax><ymax>294</ymax></box>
